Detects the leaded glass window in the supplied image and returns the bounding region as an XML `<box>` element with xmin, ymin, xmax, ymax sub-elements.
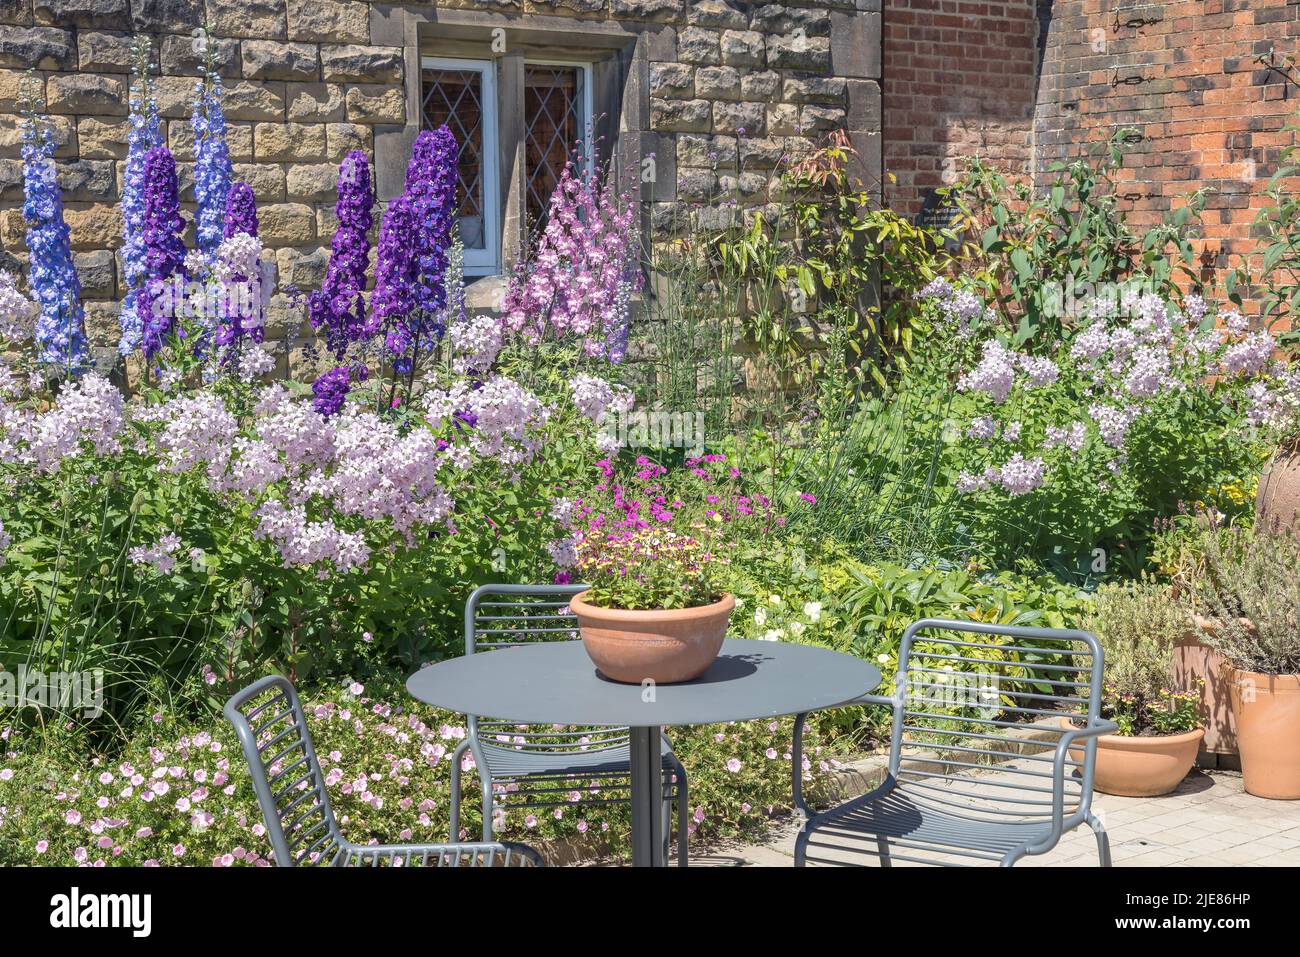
<box><xmin>421</xmin><ymin>58</ymin><xmax>499</xmax><ymax>273</ymax></box>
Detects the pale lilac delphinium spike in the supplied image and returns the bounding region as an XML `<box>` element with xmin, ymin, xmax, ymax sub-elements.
<box><xmin>191</xmin><ymin>73</ymin><xmax>232</xmax><ymax>260</ymax></box>
<box><xmin>119</xmin><ymin>38</ymin><xmax>163</xmax><ymax>356</ymax></box>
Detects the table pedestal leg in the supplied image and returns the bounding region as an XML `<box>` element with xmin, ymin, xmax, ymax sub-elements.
<box><xmin>629</xmin><ymin>725</ymin><xmax>665</xmax><ymax>867</ymax></box>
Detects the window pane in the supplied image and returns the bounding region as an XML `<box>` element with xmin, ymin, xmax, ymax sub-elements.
<box><xmin>524</xmin><ymin>65</ymin><xmax>584</xmax><ymax>235</ymax></box>
<box><xmin>421</xmin><ymin>67</ymin><xmax>488</xmax><ymax>250</ymax></box>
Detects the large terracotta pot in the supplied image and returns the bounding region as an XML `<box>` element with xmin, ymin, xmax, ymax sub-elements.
<box><xmin>1062</xmin><ymin>718</ymin><xmax>1204</xmax><ymax>797</ymax></box>
<box><xmin>1228</xmin><ymin>667</ymin><xmax>1300</xmax><ymax>799</ymax></box>
<box><xmin>1256</xmin><ymin>449</ymin><xmax>1300</xmax><ymax>530</ymax></box>
<box><xmin>1174</xmin><ymin>618</ymin><xmax>1239</xmax><ymax>757</ymax></box>
<box><xmin>569</xmin><ymin>590</ymin><xmax>734</xmax><ymax>684</ymax></box>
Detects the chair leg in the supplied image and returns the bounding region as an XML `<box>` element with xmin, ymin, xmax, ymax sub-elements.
<box><xmin>675</xmin><ymin>769</ymin><xmax>689</xmax><ymax>867</ymax></box>
<box><xmin>480</xmin><ymin>773</ymin><xmax>496</xmax><ymax>844</ymax></box>
<box><xmin>661</xmin><ymin>795</ymin><xmax>671</xmax><ymax>863</ymax></box>
<box><xmin>876</xmin><ymin>834</ymin><xmax>892</xmax><ymax>867</ymax></box>
<box><xmin>449</xmin><ymin>741</ymin><xmax>468</xmax><ymax>842</ymax></box>
<box><xmin>794</xmin><ymin>824</ymin><xmax>810</xmax><ymax>867</ymax></box>
<box><xmin>1088</xmin><ymin>812</ymin><xmax>1112</xmax><ymax>867</ymax></box>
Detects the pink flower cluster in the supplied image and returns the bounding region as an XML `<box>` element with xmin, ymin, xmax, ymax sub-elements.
<box><xmin>1</xmin><ymin>372</ymin><xmax>125</xmax><ymax>472</ymax></box>
<box><xmin>956</xmin><ymin>453</ymin><xmax>1046</xmax><ymax>497</ymax></box>
<box><xmin>128</xmin><ymin>533</ymin><xmax>183</xmax><ymax>574</ymax></box>
<box><xmin>500</xmin><ymin>160</ymin><xmax>642</xmax><ymax>358</ymax></box>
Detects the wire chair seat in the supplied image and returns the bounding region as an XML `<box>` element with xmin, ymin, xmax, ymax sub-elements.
<box><xmin>476</xmin><ymin>734</ymin><xmax>679</xmax><ymax>780</ymax></box>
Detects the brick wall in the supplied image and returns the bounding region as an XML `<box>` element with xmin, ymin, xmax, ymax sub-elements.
<box><xmin>0</xmin><ymin>0</ymin><xmax>883</xmax><ymax>373</ymax></box>
<box><xmin>1034</xmin><ymin>0</ymin><xmax>1300</xmax><ymax>287</ymax></box>
<box><xmin>882</xmin><ymin>0</ymin><xmax>1039</xmax><ymax>220</ymax></box>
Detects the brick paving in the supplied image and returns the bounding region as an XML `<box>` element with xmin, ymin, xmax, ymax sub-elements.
<box><xmin>694</xmin><ymin>770</ymin><xmax>1300</xmax><ymax>867</ymax></box>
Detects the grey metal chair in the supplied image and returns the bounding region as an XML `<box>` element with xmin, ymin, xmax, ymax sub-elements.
<box><xmin>225</xmin><ymin>674</ymin><xmax>542</xmax><ymax>867</ymax></box>
<box><xmin>449</xmin><ymin>584</ymin><xmax>690</xmax><ymax>866</ymax></box>
<box><xmin>792</xmin><ymin>618</ymin><xmax>1118</xmax><ymax>867</ymax></box>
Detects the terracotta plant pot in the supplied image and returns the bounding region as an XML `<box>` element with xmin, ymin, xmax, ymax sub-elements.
<box><xmin>1228</xmin><ymin>668</ymin><xmax>1300</xmax><ymax>800</ymax></box>
<box><xmin>569</xmin><ymin>590</ymin><xmax>734</xmax><ymax>684</ymax></box>
<box><xmin>1062</xmin><ymin>718</ymin><xmax>1204</xmax><ymax>797</ymax></box>
<box><xmin>1256</xmin><ymin>448</ymin><xmax>1300</xmax><ymax>530</ymax></box>
<box><xmin>1174</xmin><ymin>617</ymin><xmax>1239</xmax><ymax>756</ymax></box>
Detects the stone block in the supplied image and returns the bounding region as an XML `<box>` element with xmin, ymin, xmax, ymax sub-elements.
<box><xmin>257</xmin><ymin>202</ymin><xmax>316</xmax><ymax>245</ymax></box>
<box><xmin>285</xmin><ymin>161</ymin><xmax>339</xmax><ymax>202</ymax></box>
<box><xmin>720</xmin><ymin>29</ymin><xmax>764</xmax><ymax>67</ymax></box>
<box><xmin>321</xmin><ymin>45</ymin><xmax>403</xmax><ymax>84</ymax></box>
<box><xmin>254</xmin><ymin>122</ymin><xmax>325</xmax><ymax>162</ymax></box>
<box><xmin>286</xmin><ymin>83</ymin><xmax>345</xmax><ymax>122</ymax></box>
<box><xmin>677</xmin><ymin>27</ymin><xmax>720</xmax><ymax>65</ymax></box>
<box><xmin>0</xmin><ymin>26</ymin><xmax>75</xmax><ymax>70</ymax></box>
<box><xmin>232</xmin><ymin>162</ymin><xmax>285</xmax><ymax>202</ymax></box>
<box><xmin>204</xmin><ymin>0</ymin><xmax>286</xmax><ymax>40</ymax></box>
<box><xmin>650</xmin><ymin>97</ymin><xmax>711</xmax><ymax>133</ymax></box>
<box><xmin>34</xmin><ymin>0</ymin><xmax>127</xmax><ymax>29</ymax></box>
<box><xmin>77</xmin><ymin>117</ymin><xmax>129</xmax><ymax>159</ymax></box>
<box><xmin>345</xmin><ymin>85</ymin><xmax>405</xmax><ymax>124</ymax></box>
<box><xmin>649</xmin><ymin>62</ymin><xmax>693</xmax><ymax>98</ymax></box>
<box><xmin>242</xmin><ymin>40</ymin><xmax>318</xmax><ymax>81</ymax></box>
<box><xmin>46</xmin><ymin>73</ymin><xmax>126</xmax><ymax>115</ymax></box>
<box><xmin>325</xmin><ymin>122</ymin><xmax>370</xmax><ymax>161</ymax></box>
<box><xmin>76</xmin><ymin>31</ymin><xmax>137</xmax><ymax>73</ymax></box>
<box><xmin>160</xmin><ymin>33</ymin><xmax>241</xmax><ymax>78</ymax></box>
<box><xmin>286</xmin><ymin>0</ymin><xmax>369</xmax><ymax>44</ymax></box>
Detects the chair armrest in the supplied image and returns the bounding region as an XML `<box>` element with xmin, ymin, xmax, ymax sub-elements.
<box><xmin>1045</xmin><ymin>719</ymin><xmax>1119</xmax><ymax>835</ymax></box>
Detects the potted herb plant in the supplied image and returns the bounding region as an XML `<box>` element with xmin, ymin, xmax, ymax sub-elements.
<box><xmin>1185</xmin><ymin>525</ymin><xmax>1300</xmax><ymax>799</ymax></box>
<box><xmin>1070</xmin><ymin>581</ymin><xmax>1204</xmax><ymax>797</ymax></box>
<box><xmin>554</xmin><ymin>454</ymin><xmax>792</xmax><ymax>683</ymax></box>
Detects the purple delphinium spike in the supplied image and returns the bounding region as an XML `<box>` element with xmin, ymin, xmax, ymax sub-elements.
<box><xmin>309</xmin><ymin>151</ymin><xmax>374</xmax><ymax>357</ymax></box>
<box><xmin>139</xmin><ymin>145</ymin><xmax>188</xmax><ymax>358</ymax></box>
<box><xmin>21</xmin><ymin>107</ymin><xmax>89</xmax><ymax>372</ymax></box>
<box><xmin>368</xmin><ymin>127</ymin><xmax>458</xmax><ymax>373</ymax></box>
<box><xmin>223</xmin><ymin>181</ymin><xmax>258</xmax><ymax>240</ymax></box>
<box><xmin>311</xmin><ymin>362</ymin><xmax>368</xmax><ymax>417</ymax></box>
<box><xmin>367</xmin><ymin>192</ymin><xmax>417</xmax><ymax>343</ymax></box>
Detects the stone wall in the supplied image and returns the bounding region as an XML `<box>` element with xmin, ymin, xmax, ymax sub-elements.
<box><xmin>0</xmin><ymin>0</ymin><xmax>883</xmax><ymax>371</ymax></box>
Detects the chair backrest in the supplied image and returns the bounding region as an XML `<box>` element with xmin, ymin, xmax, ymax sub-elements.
<box><xmin>465</xmin><ymin>583</ymin><xmax>587</xmax><ymax>654</ymax></box>
<box><xmin>886</xmin><ymin>618</ymin><xmax>1104</xmax><ymax>827</ymax></box>
<box><xmin>463</xmin><ymin>583</ymin><xmax>623</xmax><ymax>746</ymax></box>
<box><xmin>224</xmin><ymin>675</ymin><xmax>342</xmax><ymax>867</ymax></box>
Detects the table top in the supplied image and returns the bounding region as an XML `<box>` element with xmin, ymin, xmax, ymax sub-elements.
<box><xmin>405</xmin><ymin>638</ymin><xmax>882</xmax><ymax>727</ymax></box>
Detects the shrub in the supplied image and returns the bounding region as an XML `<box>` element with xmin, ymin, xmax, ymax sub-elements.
<box><xmin>1184</xmin><ymin>524</ymin><xmax>1300</xmax><ymax>675</ymax></box>
<box><xmin>1083</xmin><ymin>580</ymin><xmax>1199</xmax><ymax>736</ymax></box>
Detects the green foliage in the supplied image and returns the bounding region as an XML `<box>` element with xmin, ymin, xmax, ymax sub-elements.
<box><xmin>1229</xmin><ymin>107</ymin><xmax>1300</xmax><ymax>342</ymax></box>
<box><xmin>1083</xmin><ymin>580</ymin><xmax>1200</xmax><ymax>736</ymax></box>
<box><xmin>949</xmin><ymin>129</ymin><xmax>1209</xmax><ymax>345</ymax></box>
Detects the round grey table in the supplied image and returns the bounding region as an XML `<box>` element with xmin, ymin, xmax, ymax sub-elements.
<box><xmin>406</xmin><ymin>638</ymin><xmax>881</xmax><ymax>867</ymax></box>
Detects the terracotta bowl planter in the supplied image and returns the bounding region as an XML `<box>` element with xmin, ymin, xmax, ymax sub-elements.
<box><xmin>569</xmin><ymin>590</ymin><xmax>734</xmax><ymax>684</ymax></box>
<box><xmin>1228</xmin><ymin>668</ymin><xmax>1300</xmax><ymax>800</ymax></box>
<box><xmin>1061</xmin><ymin>717</ymin><xmax>1203</xmax><ymax>797</ymax></box>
